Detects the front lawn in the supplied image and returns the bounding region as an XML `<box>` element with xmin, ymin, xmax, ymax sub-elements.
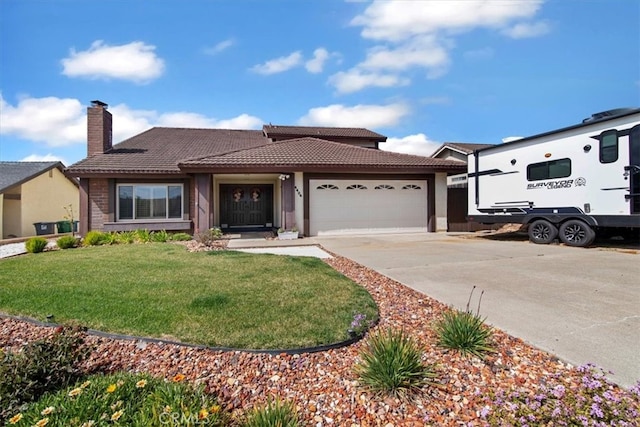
<box><xmin>0</xmin><ymin>244</ymin><xmax>378</xmax><ymax>349</ymax></box>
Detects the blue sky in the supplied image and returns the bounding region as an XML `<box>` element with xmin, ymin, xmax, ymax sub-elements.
<box><xmin>1</xmin><ymin>0</ymin><xmax>638</xmax><ymax>166</ymax></box>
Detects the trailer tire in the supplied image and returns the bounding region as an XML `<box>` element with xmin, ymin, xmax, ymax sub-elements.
<box><xmin>558</xmin><ymin>220</ymin><xmax>596</xmax><ymax>247</ymax></box>
<box><xmin>528</xmin><ymin>219</ymin><xmax>558</xmax><ymax>244</ymax></box>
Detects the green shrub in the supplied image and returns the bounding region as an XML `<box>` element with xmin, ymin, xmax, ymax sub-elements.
<box><xmin>434</xmin><ymin>310</ymin><xmax>494</xmax><ymax>359</ymax></box>
<box><xmin>101</xmin><ymin>231</ymin><xmax>120</xmax><ymax>245</ymax></box>
<box><xmin>135</xmin><ymin>229</ymin><xmax>151</xmax><ymax>243</ymax></box>
<box><xmin>170</xmin><ymin>232</ymin><xmax>192</xmax><ymax>241</ymax></box>
<box><xmin>25</xmin><ymin>237</ymin><xmax>48</xmax><ymax>253</ymax></box>
<box><xmin>242</xmin><ymin>397</ymin><xmax>299</xmax><ymax>427</ymax></box>
<box><xmin>5</xmin><ymin>372</ymin><xmax>228</xmax><ymax>426</ymax></box>
<box><xmin>116</xmin><ymin>230</ymin><xmax>136</xmax><ymax>244</ymax></box>
<box><xmin>56</xmin><ymin>235</ymin><xmax>79</xmax><ymax>249</ymax></box>
<box><xmin>354</xmin><ymin>329</ymin><xmax>436</xmax><ymax>399</ymax></box>
<box><xmin>434</xmin><ymin>287</ymin><xmax>494</xmax><ymax>359</ymax></box>
<box><xmin>0</xmin><ymin>324</ymin><xmax>92</xmax><ymax>422</ymax></box>
<box><xmin>83</xmin><ymin>230</ymin><xmax>107</xmax><ymax>246</ymax></box>
<box><xmin>151</xmin><ymin>229</ymin><xmax>169</xmax><ymax>242</ymax></box>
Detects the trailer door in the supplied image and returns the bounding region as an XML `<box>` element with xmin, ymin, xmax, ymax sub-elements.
<box><xmin>630</xmin><ymin>126</ymin><xmax>640</xmax><ymax>214</ymax></box>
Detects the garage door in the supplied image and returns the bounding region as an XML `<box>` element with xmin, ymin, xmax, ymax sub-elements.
<box><xmin>309</xmin><ymin>179</ymin><xmax>428</xmax><ymax>236</ymax></box>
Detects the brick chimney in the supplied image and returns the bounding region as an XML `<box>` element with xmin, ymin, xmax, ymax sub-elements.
<box><xmin>87</xmin><ymin>100</ymin><xmax>112</xmax><ymax>156</ymax></box>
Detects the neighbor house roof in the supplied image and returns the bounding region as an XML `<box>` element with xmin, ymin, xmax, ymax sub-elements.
<box><xmin>263</xmin><ymin>124</ymin><xmax>386</xmax><ymax>141</ymax></box>
<box><xmin>67</xmin><ymin>126</ymin><xmax>465</xmax><ymax>176</ymax></box>
<box><xmin>430</xmin><ymin>142</ymin><xmax>495</xmax><ymax>158</ymax></box>
<box><xmin>0</xmin><ymin>161</ymin><xmax>75</xmax><ymax>193</ymax></box>
<box><xmin>179</xmin><ymin>137</ymin><xmax>466</xmax><ymax>173</ymax></box>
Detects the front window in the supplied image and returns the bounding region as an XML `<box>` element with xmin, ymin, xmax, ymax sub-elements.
<box><xmin>117</xmin><ymin>184</ymin><xmax>183</xmax><ymax>220</ymax></box>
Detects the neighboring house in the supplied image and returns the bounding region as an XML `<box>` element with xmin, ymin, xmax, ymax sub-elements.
<box><xmin>0</xmin><ymin>161</ymin><xmax>79</xmax><ymax>239</ymax></box>
<box><xmin>430</xmin><ymin>142</ymin><xmax>495</xmax><ymax>232</ymax></box>
<box><xmin>66</xmin><ymin>101</ymin><xmax>466</xmax><ymax>237</ymax></box>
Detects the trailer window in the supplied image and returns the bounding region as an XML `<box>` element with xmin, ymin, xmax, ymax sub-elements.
<box><xmin>599</xmin><ymin>130</ymin><xmax>618</xmax><ymax>163</ymax></box>
<box><xmin>527</xmin><ymin>158</ymin><xmax>571</xmax><ymax>181</ymax></box>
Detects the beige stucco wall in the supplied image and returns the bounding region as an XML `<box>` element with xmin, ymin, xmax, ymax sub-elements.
<box><xmin>0</xmin><ymin>193</ymin><xmax>3</xmax><ymax>238</ymax></box>
<box><xmin>20</xmin><ymin>168</ymin><xmax>79</xmax><ymax>237</ymax></box>
<box><xmin>435</xmin><ymin>172</ymin><xmax>448</xmax><ymax>231</ymax></box>
<box><xmin>2</xmin><ymin>192</ymin><xmax>21</xmax><ymax>239</ymax></box>
<box><xmin>294</xmin><ymin>172</ymin><xmax>304</xmax><ymax>231</ymax></box>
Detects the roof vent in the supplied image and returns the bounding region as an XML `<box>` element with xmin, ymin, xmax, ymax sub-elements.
<box><xmin>91</xmin><ymin>100</ymin><xmax>108</xmax><ymax>108</ymax></box>
<box><xmin>582</xmin><ymin>107</ymin><xmax>636</xmax><ymax>123</ymax></box>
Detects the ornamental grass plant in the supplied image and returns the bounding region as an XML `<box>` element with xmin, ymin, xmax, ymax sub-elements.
<box><xmin>354</xmin><ymin>328</ymin><xmax>437</xmax><ymax>399</ymax></box>
<box><xmin>25</xmin><ymin>237</ymin><xmax>48</xmax><ymax>253</ymax></box>
<box><xmin>242</xmin><ymin>397</ymin><xmax>299</xmax><ymax>427</ymax></box>
<box><xmin>434</xmin><ymin>286</ymin><xmax>494</xmax><ymax>359</ymax></box>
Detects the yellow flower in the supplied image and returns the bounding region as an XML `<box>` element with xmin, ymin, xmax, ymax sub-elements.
<box><xmin>135</xmin><ymin>379</ymin><xmax>147</xmax><ymax>388</ymax></box>
<box><xmin>9</xmin><ymin>413</ymin><xmax>23</xmax><ymax>424</ymax></box>
<box><xmin>111</xmin><ymin>410</ymin><xmax>124</xmax><ymax>422</ymax></box>
<box><xmin>81</xmin><ymin>380</ymin><xmax>91</xmax><ymax>388</ymax></box>
<box><xmin>68</xmin><ymin>387</ymin><xmax>83</xmax><ymax>397</ymax></box>
<box><xmin>172</xmin><ymin>373</ymin><xmax>185</xmax><ymax>382</ymax></box>
<box><xmin>41</xmin><ymin>406</ymin><xmax>55</xmax><ymax>415</ymax></box>
<box><xmin>106</xmin><ymin>384</ymin><xmax>117</xmax><ymax>393</ymax></box>
<box><xmin>35</xmin><ymin>418</ymin><xmax>49</xmax><ymax>427</ymax></box>
<box><xmin>210</xmin><ymin>405</ymin><xmax>221</xmax><ymax>414</ymax></box>
<box><xmin>81</xmin><ymin>422</ymin><xmax>95</xmax><ymax>427</ymax></box>
<box><xmin>163</xmin><ymin>405</ymin><xmax>172</xmax><ymax>413</ymax></box>
<box><xmin>198</xmin><ymin>409</ymin><xmax>209</xmax><ymax>420</ymax></box>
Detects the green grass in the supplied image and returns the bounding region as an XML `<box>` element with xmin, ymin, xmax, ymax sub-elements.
<box><xmin>0</xmin><ymin>244</ymin><xmax>378</xmax><ymax>349</ymax></box>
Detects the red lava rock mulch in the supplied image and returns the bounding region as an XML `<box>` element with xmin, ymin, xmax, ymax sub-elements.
<box><xmin>0</xmin><ymin>251</ymin><xmax>628</xmax><ymax>426</ymax></box>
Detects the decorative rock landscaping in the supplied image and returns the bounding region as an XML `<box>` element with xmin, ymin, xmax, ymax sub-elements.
<box><xmin>1</xmin><ymin>251</ymin><xmax>638</xmax><ymax>425</ymax></box>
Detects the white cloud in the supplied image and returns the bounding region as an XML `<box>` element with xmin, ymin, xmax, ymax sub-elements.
<box><xmin>21</xmin><ymin>153</ymin><xmax>67</xmax><ymax>164</ymax></box>
<box><xmin>351</xmin><ymin>0</ymin><xmax>545</xmax><ymax>41</ymax></box>
<box><xmin>502</xmin><ymin>21</ymin><xmax>551</xmax><ymax>39</ymax></box>
<box><xmin>61</xmin><ymin>40</ymin><xmax>165</xmax><ymax>84</ymax></box>
<box><xmin>464</xmin><ymin>47</ymin><xmax>495</xmax><ymax>61</ymax></box>
<box><xmin>380</xmin><ymin>133</ymin><xmax>441</xmax><ymax>156</ymax></box>
<box><xmin>203</xmin><ymin>38</ymin><xmax>235</xmax><ymax>55</ymax></box>
<box><xmin>0</xmin><ymin>95</ymin><xmax>85</xmax><ymax>146</ymax></box>
<box><xmin>298</xmin><ymin>103</ymin><xmax>410</xmax><ymax>128</ymax></box>
<box><xmin>0</xmin><ymin>95</ymin><xmax>263</xmax><ymax>147</ymax></box>
<box><xmin>329</xmin><ymin>69</ymin><xmax>409</xmax><ymax>94</ymax></box>
<box><xmin>305</xmin><ymin>48</ymin><xmax>330</xmax><ymax>73</ymax></box>
<box><xmin>250</xmin><ymin>51</ymin><xmax>303</xmax><ymax>75</ymax></box>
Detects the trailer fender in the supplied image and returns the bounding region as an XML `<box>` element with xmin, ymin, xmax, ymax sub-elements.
<box><xmin>522</xmin><ymin>214</ymin><xmax>598</xmax><ymax>227</ymax></box>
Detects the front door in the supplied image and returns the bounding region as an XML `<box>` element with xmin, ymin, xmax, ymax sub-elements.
<box><xmin>629</xmin><ymin>126</ymin><xmax>640</xmax><ymax>214</ymax></box>
<box><xmin>220</xmin><ymin>184</ymin><xmax>273</xmax><ymax>229</ymax></box>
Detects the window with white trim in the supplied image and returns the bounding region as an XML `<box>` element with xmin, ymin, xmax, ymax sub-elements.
<box><xmin>117</xmin><ymin>184</ymin><xmax>183</xmax><ymax>220</ymax></box>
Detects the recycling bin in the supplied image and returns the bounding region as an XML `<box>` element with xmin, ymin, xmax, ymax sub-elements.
<box><xmin>33</xmin><ymin>222</ymin><xmax>55</xmax><ymax>235</ymax></box>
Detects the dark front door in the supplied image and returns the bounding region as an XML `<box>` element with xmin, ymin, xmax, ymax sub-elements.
<box><xmin>220</xmin><ymin>184</ymin><xmax>273</xmax><ymax>229</ymax></box>
<box><xmin>630</xmin><ymin>126</ymin><xmax>640</xmax><ymax>214</ymax></box>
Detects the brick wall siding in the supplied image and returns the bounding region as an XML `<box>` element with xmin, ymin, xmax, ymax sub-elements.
<box><xmin>89</xmin><ymin>178</ymin><xmax>109</xmax><ymax>230</ymax></box>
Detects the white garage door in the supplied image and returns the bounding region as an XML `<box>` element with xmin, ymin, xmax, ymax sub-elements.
<box><xmin>309</xmin><ymin>179</ymin><xmax>428</xmax><ymax>236</ymax></box>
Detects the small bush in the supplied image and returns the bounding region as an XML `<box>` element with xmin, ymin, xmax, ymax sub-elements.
<box><xmin>151</xmin><ymin>229</ymin><xmax>169</xmax><ymax>242</ymax></box>
<box><xmin>25</xmin><ymin>237</ymin><xmax>48</xmax><ymax>253</ymax></box>
<box><xmin>434</xmin><ymin>287</ymin><xmax>494</xmax><ymax>359</ymax></box>
<box><xmin>0</xmin><ymin>324</ymin><xmax>92</xmax><ymax>422</ymax></box>
<box><xmin>135</xmin><ymin>228</ymin><xmax>152</xmax><ymax>243</ymax></box>
<box><xmin>56</xmin><ymin>235</ymin><xmax>78</xmax><ymax>249</ymax></box>
<box><xmin>83</xmin><ymin>230</ymin><xmax>107</xmax><ymax>246</ymax></box>
<box><xmin>354</xmin><ymin>329</ymin><xmax>436</xmax><ymax>399</ymax></box>
<box><xmin>101</xmin><ymin>231</ymin><xmax>119</xmax><ymax>245</ymax></box>
<box><xmin>242</xmin><ymin>397</ymin><xmax>299</xmax><ymax>427</ymax></box>
<box><xmin>195</xmin><ymin>227</ymin><xmax>224</xmax><ymax>246</ymax></box>
<box><xmin>5</xmin><ymin>372</ymin><xmax>228</xmax><ymax>426</ymax></box>
<box><xmin>482</xmin><ymin>364</ymin><xmax>640</xmax><ymax>425</ymax></box>
<box><xmin>170</xmin><ymin>232</ymin><xmax>192</xmax><ymax>241</ymax></box>
<box><xmin>116</xmin><ymin>230</ymin><xmax>136</xmax><ymax>244</ymax></box>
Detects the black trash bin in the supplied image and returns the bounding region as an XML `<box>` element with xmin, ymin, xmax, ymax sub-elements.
<box><xmin>34</xmin><ymin>222</ymin><xmax>55</xmax><ymax>235</ymax></box>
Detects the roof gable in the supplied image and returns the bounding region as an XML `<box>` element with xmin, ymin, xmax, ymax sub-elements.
<box><xmin>0</xmin><ymin>161</ymin><xmax>70</xmax><ymax>192</ymax></box>
<box><xmin>431</xmin><ymin>142</ymin><xmax>495</xmax><ymax>158</ymax></box>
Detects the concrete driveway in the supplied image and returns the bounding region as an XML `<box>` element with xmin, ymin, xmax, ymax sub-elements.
<box><xmin>315</xmin><ymin>232</ymin><xmax>640</xmax><ymax>388</ymax></box>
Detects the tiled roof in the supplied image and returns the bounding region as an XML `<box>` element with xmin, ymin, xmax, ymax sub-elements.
<box><xmin>0</xmin><ymin>161</ymin><xmax>66</xmax><ymax>192</ymax></box>
<box><xmin>431</xmin><ymin>142</ymin><xmax>495</xmax><ymax>157</ymax></box>
<box><xmin>67</xmin><ymin>127</ymin><xmax>267</xmax><ymax>174</ymax></box>
<box><xmin>180</xmin><ymin>138</ymin><xmax>466</xmax><ymax>172</ymax></box>
<box><xmin>263</xmin><ymin>124</ymin><xmax>386</xmax><ymax>141</ymax></box>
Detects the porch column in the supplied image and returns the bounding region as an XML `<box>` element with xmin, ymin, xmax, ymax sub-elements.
<box><xmin>79</xmin><ymin>178</ymin><xmax>89</xmax><ymax>236</ymax></box>
<box><xmin>194</xmin><ymin>174</ymin><xmax>212</xmax><ymax>233</ymax></box>
<box><xmin>282</xmin><ymin>174</ymin><xmax>296</xmax><ymax>230</ymax></box>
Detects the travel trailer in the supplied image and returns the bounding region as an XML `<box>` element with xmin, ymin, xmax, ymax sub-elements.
<box><xmin>467</xmin><ymin>108</ymin><xmax>640</xmax><ymax>247</ymax></box>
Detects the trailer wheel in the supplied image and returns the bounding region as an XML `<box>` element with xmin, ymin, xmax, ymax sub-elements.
<box><xmin>558</xmin><ymin>220</ymin><xmax>596</xmax><ymax>247</ymax></box>
<box><xmin>528</xmin><ymin>219</ymin><xmax>558</xmax><ymax>244</ymax></box>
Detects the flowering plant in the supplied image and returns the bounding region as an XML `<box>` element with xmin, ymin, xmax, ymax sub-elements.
<box><xmin>348</xmin><ymin>312</ymin><xmax>374</xmax><ymax>338</ymax></box>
